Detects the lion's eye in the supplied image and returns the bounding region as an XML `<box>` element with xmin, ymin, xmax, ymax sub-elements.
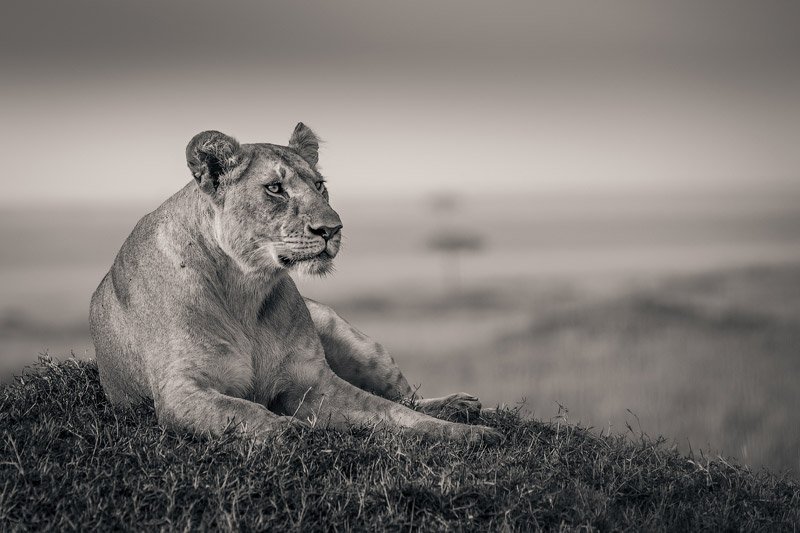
<box><xmin>315</xmin><ymin>181</ymin><xmax>326</xmax><ymax>193</ymax></box>
<box><xmin>265</xmin><ymin>183</ymin><xmax>283</xmax><ymax>195</ymax></box>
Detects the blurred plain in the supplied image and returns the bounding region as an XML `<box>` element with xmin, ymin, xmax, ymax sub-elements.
<box><xmin>1</xmin><ymin>1</ymin><xmax>799</xmax><ymax>475</ymax></box>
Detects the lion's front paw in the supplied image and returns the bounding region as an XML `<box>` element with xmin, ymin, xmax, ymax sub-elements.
<box><xmin>462</xmin><ymin>424</ymin><xmax>504</xmax><ymax>446</ymax></box>
<box><xmin>415</xmin><ymin>420</ymin><xmax>504</xmax><ymax>445</ymax></box>
<box><xmin>263</xmin><ymin>416</ymin><xmax>308</xmax><ymax>437</ymax></box>
<box><xmin>417</xmin><ymin>392</ymin><xmax>482</xmax><ymax>423</ymax></box>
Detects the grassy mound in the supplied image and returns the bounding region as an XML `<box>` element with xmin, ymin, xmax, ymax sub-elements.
<box><xmin>1</xmin><ymin>358</ymin><xmax>798</xmax><ymax>531</ymax></box>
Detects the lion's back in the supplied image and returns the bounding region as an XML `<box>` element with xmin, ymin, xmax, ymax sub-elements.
<box><xmin>90</xmin><ymin>268</ymin><xmax>151</xmax><ymax>405</ymax></box>
<box><xmin>89</xmin><ymin>196</ymin><xmax>180</xmax><ymax>405</ymax></box>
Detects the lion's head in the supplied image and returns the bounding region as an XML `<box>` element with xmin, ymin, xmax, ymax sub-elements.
<box><xmin>185</xmin><ymin>123</ymin><xmax>342</xmax><ymax>276</ymax></box>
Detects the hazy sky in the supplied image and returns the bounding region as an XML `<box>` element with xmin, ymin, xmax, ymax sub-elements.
<box><xmin>2</xmin><ymin>1</ymin><xmax>798</xmax><ymax>204</ymax></box>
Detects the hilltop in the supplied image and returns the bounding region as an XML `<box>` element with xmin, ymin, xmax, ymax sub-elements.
<box><xmin>0</xmin><ymin>358</ymin><xmax>798</xmax><ymax>531</ymax></box>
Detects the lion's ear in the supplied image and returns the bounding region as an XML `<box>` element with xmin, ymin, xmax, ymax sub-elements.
<box><xmin>288</xmin><ymin>122</ymin><xmax>320</xmax><ymax>166</ymax></box>
<box><xmin>186</xmin><ymin>130</ymin><xmax>242</xmax><ymax>196</ymax></box>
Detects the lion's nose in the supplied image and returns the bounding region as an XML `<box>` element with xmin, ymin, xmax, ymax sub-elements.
<box><xmin>307</xmin><ymin>223</ymin><xmax>342</xmax><ymax>241</ymax></box>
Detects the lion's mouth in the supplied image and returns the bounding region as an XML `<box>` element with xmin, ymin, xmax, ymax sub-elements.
<box><xmin>278</xmin><ymin>250</ymin><xmax>332</xmax><ymax>267</ymax></box>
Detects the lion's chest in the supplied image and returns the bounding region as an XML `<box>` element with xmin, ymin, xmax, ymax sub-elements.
<box><xmin>215</xmin><ymin>279</ymin><xmax>324</xmax><ymax>402</ymax></box>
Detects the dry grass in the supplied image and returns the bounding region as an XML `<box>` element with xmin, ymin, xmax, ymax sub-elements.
<box><xmin>1</xmin><ymin>358</ymin><xmax>798</xmax><ymax>531</ymax></box>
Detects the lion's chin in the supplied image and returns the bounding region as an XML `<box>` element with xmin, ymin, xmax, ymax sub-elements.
<box><xmin>295</xmin><ymin>254</ymin><xmax>335</xmax><ymax>277</ymax></box>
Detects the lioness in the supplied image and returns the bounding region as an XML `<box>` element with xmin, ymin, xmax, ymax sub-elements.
<box><xmin>90</xmin><ymin>124</ymin><xmax>501</xmax><ymax>444</ymax></box>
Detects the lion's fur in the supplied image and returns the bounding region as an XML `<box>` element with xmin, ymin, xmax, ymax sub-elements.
<box><xmin>89</xmin><ymin>124</ymin><xmax>500</xmax><ymax>443</ymax></box>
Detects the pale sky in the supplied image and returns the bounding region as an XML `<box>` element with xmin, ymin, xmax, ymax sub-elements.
<box><xmin>1</xmin><ymin>1</ymin><xmax>798</xmax><ymax>205</ymax></box>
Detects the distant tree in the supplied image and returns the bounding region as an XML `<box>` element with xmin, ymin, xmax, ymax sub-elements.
<box><xmin>427</xmin><ymin>230</ymin><xmax>484</xmax><ymax>293</ymax></box>
<box><xmin>429</xmin><ymin>192</ymin><xmax>459</xmax><ymax>213</ymax></box>
<box><xmin>426</xmin><ymin>192</ymin><xmax>486</xmax><ymax>293</ymax></box>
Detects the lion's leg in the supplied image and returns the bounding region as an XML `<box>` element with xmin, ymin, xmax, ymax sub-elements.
<box><xmin>303</xmin><ymin>298</ymin><xmax>483</xmax><ymax>422</ymax></box>
<box><xmin>279</xmin><ymin>362</ymin><xmax>501</xmax><ymax>444</ymax></box>
<box><xmin>304</xmin><ymin>298</ymin><xmax>414</xmax><ymax>399</ymax></box>
<box><xmin>154</xmin><ymin>372</ymin><xmax>298</xmax><ymax>439</ymax></box>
